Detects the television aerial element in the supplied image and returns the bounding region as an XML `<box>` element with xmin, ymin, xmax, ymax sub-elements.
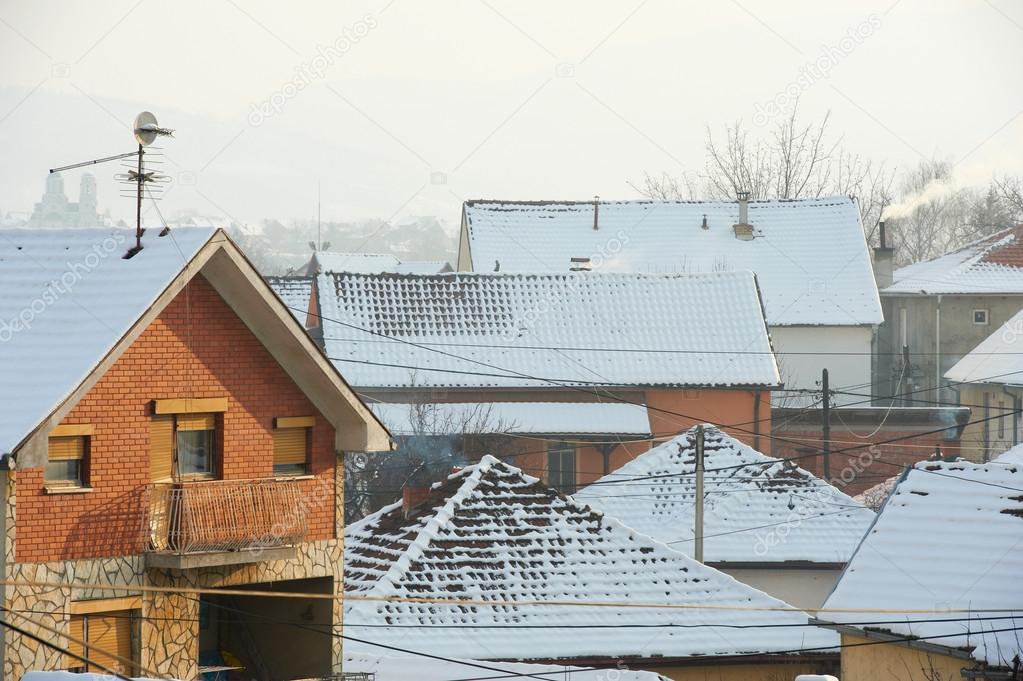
<box><xmin>49</xmin><ymin>111</ymin><xmax>175</xmax><ymax>257</ymax></box>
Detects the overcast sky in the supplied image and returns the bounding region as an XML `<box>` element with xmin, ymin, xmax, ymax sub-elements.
<box><xmin>0</xmin><ymin>0</ymin><xmax>1021</xmax><ymax>230</ymax></box>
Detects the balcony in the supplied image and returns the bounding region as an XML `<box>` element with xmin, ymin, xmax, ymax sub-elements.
<box><xmin>146</xmin><ymin>478</ymin><xmax>310</xmax><ymax>569</ymax></box>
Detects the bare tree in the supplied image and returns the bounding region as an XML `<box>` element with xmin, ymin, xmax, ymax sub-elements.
<box><xmin>632</xmin><ymin>102</ymin><xmax>894</xmax><ymax>239</ymax></box>
<box><xmin>345</xmin><ymin>391</ymin><xmax>520</xmax><ymax>523</ymax></box>
<box><xmin>994</xmin><ymin>175</ymin><xmax>1023</xmax><ymax>221</ymax></box>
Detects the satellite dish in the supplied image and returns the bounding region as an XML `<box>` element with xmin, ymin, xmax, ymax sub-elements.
<box><xmin>133</xmin><ymin>111</ymin><xmax>173</xmax><ymax>146</ymax></box>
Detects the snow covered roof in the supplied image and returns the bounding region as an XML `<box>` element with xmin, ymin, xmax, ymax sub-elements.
<box><xmin>462</xmin><ymin>197</ymin><xmax>882</xmax><ymax>327</ymax></box>
<box><xmin>319</xmin><ymin>271</ymin><xmax>781</xmax><ymax>389</ymax></box>
<box><xmin>993</xmin><ymin>444</ymin><xmax>1023</xmax><ymax>466</ymax></box>
<box><xmin>0</xmin><ymin>227</ymin><xmax>215</xmax><ymax>457</ymax></box>
<box><xmin>344</xmin><ymin>455</ymin><xmax>836</xmax><ymax>663</ymax></box>
<box><xmin>884</xmin><ymin>225</ymin><xmax>1023</xmax><ymax>295</ymax></box>
<box><xmin>369</xmin><ymin>401</ymin><xmax>651</xmax><ymax>436</ymax></box>
<box><xmin>944</xmin><ymin>308</ymin><xmax>1023</xmax><ymax>386</ymax></box>
<box><xmin>575</xmin><ymin>426</ymin><xmax>875</xmax><ymax>564</ymax></box>
<box><xmin>344</xmin><ymin>653</ymin><xmax>669</xmax><ymax>681</ymax></box>
<box><xmin>265</xmin><ymin>275</ymin><xmax>314</xmax><ymax>324</ymax></box>
<box><xmin>309</xmin><ymin>251</ymin><xmax>451</xmax><ymax>275</ymax></box>
<box><xmin>822</xmin><ymin>460</ymin><xmax>1023</xmax><ymax>666</ymax></box>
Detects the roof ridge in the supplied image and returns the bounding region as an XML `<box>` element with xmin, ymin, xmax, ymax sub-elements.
<box><xmin>369</xmin><ymin>455</ymin><xmax>504</xmax><ymax>597</ymax></box>
<box><xmin>464</xmin><ymin>196</ymin><xmax>855</xmax><ymax>207</ymax></box>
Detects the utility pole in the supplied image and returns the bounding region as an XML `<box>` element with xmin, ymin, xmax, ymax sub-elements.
<box><xmin>902</xmin><ymin>344</ymin><xmax>911</xmax><ymax>407</ymax></box>
<box><xmin>694</xmin><ymin>424</ymin><xmax>705</xmax><ymax>563</ymax></box>
<box><xmin>822</xmin><ymin>368</ymin><xmax>831</xmax><ymax>483</ymax></box>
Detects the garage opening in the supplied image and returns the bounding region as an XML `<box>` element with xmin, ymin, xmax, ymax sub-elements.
<box><xmin>199</xmin><ymin>576</ymin><xmax>333</xmax><ymax>680</ymax></box>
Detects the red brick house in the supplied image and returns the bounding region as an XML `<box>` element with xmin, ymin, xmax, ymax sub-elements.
<box><xmin>0</xmin><ymin>227</ymin><xmax>390</xmax><ymax>680</ymax></box>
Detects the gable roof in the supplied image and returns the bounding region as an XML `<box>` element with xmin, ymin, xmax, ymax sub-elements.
<box><xmin>944</xmin><ymin>308</ymin><xmax>1023</xmax><ymax>386</ymax></box>
<box><xmin>884</xmin><ymin>225</ymin><xmax>1023</xmax><ymax>295</ymax></box>
<box><xmin>318</xmin><ymin>270</ymin><xmax>781</xmax><ymax>389</ymax></box>
<box><xmin>343</xmin><ymin>455</ymin><xmax>836</xmax><ymax>662</ymax></box>
<box><xmin>308</xmin><ymin>251</ymin><xmax>451</xmax><ymax>275</ymax></box>
<box><xmin>461</xmin><ymin>196</ymin><xmax>882</xmax><ymax>327</ymax></box>
<box><xmin>575</xmin><ymin>426</ymin><xmax>875</xmax><ymax>564</ymax></box>
<box><xmin>821</xmin><ymin>460</ymin><xmax>1023</xmax><ymax>666</ymax></box>
<box><xmin>0</xmin><ymin>227</ymin><xmax>390</xmax><ymax>461</ymax></box>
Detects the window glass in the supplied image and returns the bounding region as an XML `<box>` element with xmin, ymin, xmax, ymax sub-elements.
<box><xmin>176</xmin><ymin>428</ymin><xmax>215</xmax><ymax>477</ymax></box>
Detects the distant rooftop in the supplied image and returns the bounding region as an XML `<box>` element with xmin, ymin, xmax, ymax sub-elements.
<box><xmin>307</xmin><ymin>250</ymin><xmax>451</xmax><ymax>275</ymax></box>
<box><xmin>885</xmin><ymin>225</ymin><xmax>1023</xmax><ymax>295</ymax></box>
<box><xmin>461</xmin><ymin>196</ymin><xmax>882</xmax><ymax>327</ymax></box>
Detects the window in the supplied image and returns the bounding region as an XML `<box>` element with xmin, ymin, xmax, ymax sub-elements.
<box><xmin>175</xmin><ymin>413</ymin><xmax>217</xmax><ymax>478</ymax></box>
<box><xmin>67</xmin><ymin>605</ymin><xmax>139</xmax><ymax>674</ymax></box>
<box><xmin>973</xmin><ymin>309</ymin><xmax>989</xmax><ymax>325</ymax></box>
<box><xmin>46</xmin><ymin>425</ymin><xmax>93</xmax><ymax>487</ymax></box>
<box><xmin>547</xmin><ymin>442</ymin><xmax>577</xmax><ymax>494</ymax></box>
<box><xmin>273</xmin><ymin>416</ymin><xmax>314</xmax><ymax>476</ymax></box>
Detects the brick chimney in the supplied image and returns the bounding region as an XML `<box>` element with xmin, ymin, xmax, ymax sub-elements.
<box><xmin>873</xmin><ymin>220</ymin><xmax>895</xmax><ymax>289</ymax></box>
<box><xmin>402</xmin><ymin>483</ymin><xmax>432</xmax><ymax>518</ymax></box>
<box><xmin>733</xmin><ymin>191</ymin><xmax>754</xmax><ymax>241</ymax></box>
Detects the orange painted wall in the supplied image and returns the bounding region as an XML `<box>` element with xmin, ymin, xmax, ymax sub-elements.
<box><xmin>511</xmin><ymin>437</ymin><xmax>652</xmax><ymax>489</ymax></box>
<box><xmin>646</xmin><ymin>389</ymin><xmax>771</xmax><ymax>448</ymax></box>
<box><xmin>15</xmin><ymin>275</ymin><xmax>336</xmax><ymax>564</ymax></box>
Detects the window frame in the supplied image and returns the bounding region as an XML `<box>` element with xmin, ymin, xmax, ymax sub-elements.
<box><xmin>973</xmin><ymin>309</ymin><xmax>990</xmax><ymax>326</ymax></box>
<box><xmin>273</xmin><ymin>416</ymin><xmax>314</xmax><ymax>477</ymax></box>
<box><xmin>547</xmin><ymin>441</ymin><xmax>577</xmax><ymax>494</ymax></box>
<box><xmin>173</xmin><ymin>413</ymin><xmax>220</xmax><ymax>481</ymax></box>
<box><xmin>46</xmin><ymin>427</ymin><xmax>92</xmax><ymax>489</ymax></box>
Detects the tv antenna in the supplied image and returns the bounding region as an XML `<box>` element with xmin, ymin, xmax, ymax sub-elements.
<box><xmin>50</xmin><ymin>111</ymin><xmax>174</xmax><ymax>257</ymax></box>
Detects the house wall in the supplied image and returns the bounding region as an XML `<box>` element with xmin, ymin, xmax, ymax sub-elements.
<box><xmin>770</xmin><ymin>325</ymin><xmax>874</xmax><ymax>407</ymax></box>
<box><xmin>715</xmin><ymin>567</ymin><xmax>841</xmax><ymax>611</ymax></box>
<box><xmin>14</xmin><ymin>275</ymin><xmax>337</xmax><ymax>564</ymax></box>
<box><xmin>839</xmin><ymin>632</ymin><xmax>972</xmax><ymax>681</ymax></box>
<box><xmin>3</xmin><ymin>275</ymin><xmax>350</xmax><ymax>680</ymax></box>
<box><xmin>957</xmin><ymin>384</ymin><xmax>1022</xmax><ymax>462</ymax></box>
<box><xmin>510</xmin><ymin>437</ymin><xmax>652</xmax><ymax>489</ymax></box>
<box><xmin>646</xmin><ymin>389</ymin><xmax>771</xmax><ymax>448</ymax></box>
<box><xmin>876</xmin><ymin>293</ymin><xmax>1023</xmax><ymax>404</ymax></box>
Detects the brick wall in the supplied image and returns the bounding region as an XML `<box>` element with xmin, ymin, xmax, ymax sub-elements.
<box><xmin>15</xmin><ymin>274</ymin><xmax>337</xmax><ymax>563</ymax></box>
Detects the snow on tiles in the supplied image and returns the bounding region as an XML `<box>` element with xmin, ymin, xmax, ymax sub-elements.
<box><xmin>343</xmin><ymin>455</ymin><xmax>838</xmax><ymax>666</ymax></box>
<box><xmin>343</xmin><ymin>653</ymin><xmax>672</xmax><ymax>681</ymax></box>
<box><xmin>317</xmin><ymin>270</ymin><xmax>780</xmax><ymax>389</ymax></box>
<box><xmin>575</xmin><ymin>425</ymin><xmax>876</xmax><ymax>565</ymax></box>
<box><xmin>821</xmin><ymin>460</ymin><xmax>1023</xmax><ymax>668</ymax></box>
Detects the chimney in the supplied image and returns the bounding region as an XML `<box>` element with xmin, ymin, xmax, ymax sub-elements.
<box><xmin>592</xmin><ymin>195</ymin><xmax>600</xmax><ymax>230</ymax></box>
<box><xmin>733</xmin><ymin>191</ymin><xmax>754</xmax><ymax>241</ymax></box>
<box><xmin>873</xmin><ymin>220</ymin><xmax>895</xmax><ymax>289</ymax></box>
<box><xmin>402</xmin><ymin>483</ymin><xmax>432</xmax><ymax>518</ymax></box>
<box><xmin>701</xmin><ymin>214</ymin><xmax>709</xmax><ymax>230</ymax></box>
<box><xmin>570</xmin><ymin>256</ymin><xmax>592</xmax><ymax>272</ymax></box>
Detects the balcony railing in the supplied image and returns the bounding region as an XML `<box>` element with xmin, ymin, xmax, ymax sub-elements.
<box><xmin>148</xmin><ymin>478</ymin><xmax>309</xmax><ymax>555</ymax></box>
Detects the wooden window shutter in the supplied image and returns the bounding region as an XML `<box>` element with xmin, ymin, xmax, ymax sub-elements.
<box><xmin>49</xmin><ymin>436</ymin><xmax>85</xmax><ymax>461</ymax></box>
<box><xmin>87</xmin><ymin>611</ymin><xmax>133</xmax><ymax>674</ymax></box>
<box><xmin>66</xmin><ymin>614</ymin><xmax>85</xmax><ymax>669</ymax></box>
<box><xmin>150</xmin><ymin>416</ymin><xmax>174</xmax><ymax>482</ymax></box>
<box><xmin>176</xmin><ymin>413</ymin><xmax>216</xmax><ymax>432</ymax></box>
<box><xmin>274</xmin><ymin>427</ymin><xmax>309</xmax><ymax>466</ymax></box>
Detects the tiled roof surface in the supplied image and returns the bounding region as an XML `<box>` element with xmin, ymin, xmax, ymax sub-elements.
<box><xmin>0</xmin><ymin>227</ymin><xmax>215</xmax><ymax>456</ymax></box>
<box><xmin>266</xmin><ymin>275</ymin><xmax>313</xmax><ymax>324</ymax></box>
<box><xmin>343</xmin><ymin>456</ymin><xmax>836</xmax><ymax>662</ymax></box>
<box><xmin>318</xmin><ymin>271</ymin><xmax>780</xmax><ymax>389</ymax></box>
<box><xmin>944</xmin><ymin>308</ymin><xmax>1023</xmax><ymax>385</ymax></box>
<box><xmin>885</xmin><ymin>226</ymin><xmax>1023</xmax><ymax>294</ymax></box>
<box><xmin>822</xmin><ymin>461</ymin><xmax>1023</xmax><ymax>666</ymax></box>
<box><xmin>576</xmin><ymin>426</ymin><xmax>875</xmax><ymax>563</ymax></box>
<box><xmin>462</xmin><ymin>197</ymin><xmax>882</xmax><ymax>327</ymax></box>
<box><xmin>370</xmin><ymin>401</ymin><xmax>652</xmax><ymax>435</ymax></box>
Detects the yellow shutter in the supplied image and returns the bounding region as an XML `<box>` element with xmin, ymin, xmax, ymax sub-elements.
<box><xmin>49</xmin><ymin>436</ymin><xmax>85</xmax><ymax>461</ymax></box>
<box><xmin>66</xmin><ymin>614</ymin><xmax>85</xmax><ymax>669</ymax></box>
<box><xmin>150</xmin><ymin>415</ymin><xmax>174</xmax><ymax>482</ymax></box>
<box><xmin>176</xmin><ymin>412</ymin><xmax>216</xmax><ymax>432</ymax></box>
<box><xmin>274</xmin><ymin>427</ymin><xmax>309</xmax><ymax>466</ymax></box>
<box><xmin>86</xmin><ymin>611</ymin><xmax>134</xmax><ymax>674</ymax></box>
